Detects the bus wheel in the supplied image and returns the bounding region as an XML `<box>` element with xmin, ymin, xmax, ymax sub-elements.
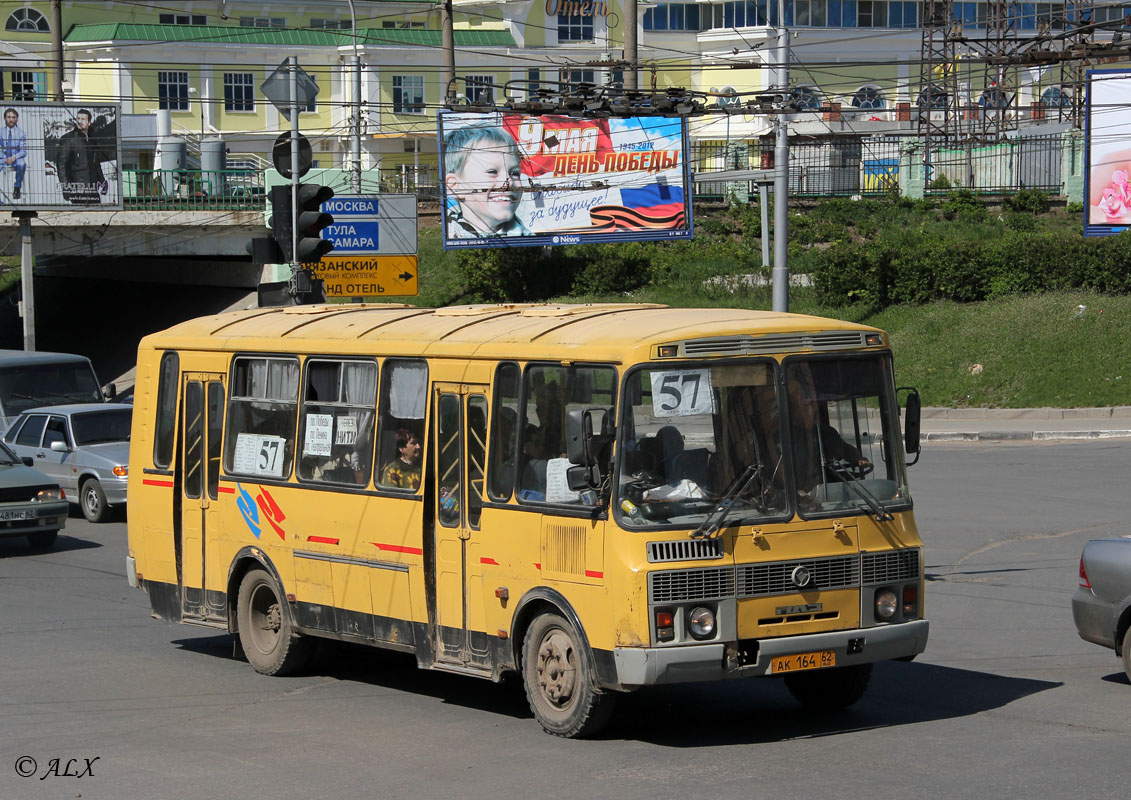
<box><xmin>784</xmin><ymin>663</ymin><xmax>872</xmax><ymax>710</ymax></box>
<box><xmin>522</xmin><ymin>612</ymin><xmax>615</xmax><ymax>738</ymax></box>
<box><xmin>237</xmin><ymin>568</ymin><xmax>310</xmax><ymax>676</ymax></box>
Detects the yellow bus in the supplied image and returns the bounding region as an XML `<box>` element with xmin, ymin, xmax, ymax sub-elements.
<box><xmin>126</xmin><ymin>302</ymin><xmax>928</xmax><ymax>737</ymax></box>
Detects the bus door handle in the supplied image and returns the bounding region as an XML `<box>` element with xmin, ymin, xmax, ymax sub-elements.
<box><xmin>458</xmin><ymin>528</ymin><xmax>471</xmax><ymax>541</ymax></box>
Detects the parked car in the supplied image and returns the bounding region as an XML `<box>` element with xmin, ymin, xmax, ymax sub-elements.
<box><xmin>3</xmin><ymin>404</ymin><xmax>131</xmax><ymax>523</ymax></box>
<box><xmin>0</xmin><ymin>349</ymin><xmax>105</xmax><ymax>431</ymax></box>
<box><xmin>1072</xmin><ymin>536</ymin><xmax>1131</xmax><ymax>681</ymax></box>
<box><xmin>0</xmin><ymin>439</ymin><xmax>67</xmax><ymax>551</ymax></box>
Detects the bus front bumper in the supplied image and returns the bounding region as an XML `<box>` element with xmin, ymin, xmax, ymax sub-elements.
<box><xmin>611</xmin><ymin>619</ymin><xmax>929</xmax><ymax>689</ymax></box>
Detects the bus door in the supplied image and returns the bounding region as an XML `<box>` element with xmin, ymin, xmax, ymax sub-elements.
<box><xmin>431</xmin><ymin>383</ymin><xmax>491</xmax><ymax>670</ymax></box>
<box><xmin>179</xmin><ymin>373</ymin><xmax>227</xmax><ymax>622</ymax></box>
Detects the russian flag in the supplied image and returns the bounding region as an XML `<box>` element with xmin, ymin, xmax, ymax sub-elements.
<box><xmin>588</xmin><ymin>184</ymin><xmax>685</xmax><ymax>231</ymax></box>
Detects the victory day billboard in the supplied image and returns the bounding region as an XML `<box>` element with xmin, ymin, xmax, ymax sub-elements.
<box><xmin>0</xmin><ymin>102</ymin><xmax>122</xmax><ymax>211</ymax></box>
<box><xmin>1084</xmin><ymin>69</ymin><xmax>1131</xmax><ymax>237</ymax></box>
<box><xmin>438</xmin><ymin>111</ymin><xmax>693</xmax><ymax>249</ymax></box>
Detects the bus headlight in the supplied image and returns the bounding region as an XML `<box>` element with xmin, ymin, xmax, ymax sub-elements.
<box><xmin>874</xmin><ymin>589</ymin><xmax>898</xmax><ymax>620</ymax></box>
<box><xmin>688</xmin><ymin>606</ymin><xmax>716</xmax><ymax>639</ymax></box>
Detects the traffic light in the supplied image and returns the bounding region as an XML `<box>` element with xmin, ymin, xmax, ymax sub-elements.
<box><xmin>269</xmin><ymin>184</ymin><xmax>336</xmax><ymax>264</ymax></box>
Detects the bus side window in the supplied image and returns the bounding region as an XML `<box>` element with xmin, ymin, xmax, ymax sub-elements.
<box><xmin>488</xmin><ymin>362</ymin><xmax>520</xmax><ymax>502</ymax></box>
<box><xmin>375</xmin><ymin>359</ymin><xmax>427</xmax><ymax>492</ymax></box>
<box><xmin>153</xmin><ymin>351</ymin><xmax>179</xmax><ymax>469</ymax></box>
<box><xmin>224</xmin><ymin>356</ymin><xmax>300</xmax><ymax>480</ymax></box>
<box><xmin>297</xmin><ymin>358</ymin><xmax>377</xmax><ymax>486</ymax></box>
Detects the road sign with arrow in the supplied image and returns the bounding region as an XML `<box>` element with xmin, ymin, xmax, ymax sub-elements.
<box><xmin>307</xmin><ymin>193</ymin><xmax>419</xmax><ymax>297</ymax></box>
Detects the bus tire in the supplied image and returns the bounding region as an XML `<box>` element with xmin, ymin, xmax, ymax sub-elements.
<box><xmin>236</xmin><ymin>567</ymin><xmax>310</xmax><ymax>676</ymax></box>
<box><xmin>521</xmin><ymin>612</ymin><xmax>615</xmax><ymax>738</ymax></box>
<box><xmin>784</xmin><ymin>663</ymin><xmax>872</xmax><ymax>710</ymax></box>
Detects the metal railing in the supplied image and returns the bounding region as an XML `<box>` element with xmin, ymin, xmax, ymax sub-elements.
<box><xmin>924</xmin><ymin>133</ymin><xmax>1063</xmax><ymax>194</ymax></box>
<box><xmin>122</xmin><ymin>168</ymin><xmax>266</xmax><ymax>211</ymax></box>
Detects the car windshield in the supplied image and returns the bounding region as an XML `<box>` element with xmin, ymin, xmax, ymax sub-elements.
<box><xmin>617</xmin><ymin>361</ymin><xmax>791</xmax><ymax>528</ymax></box>
<box><xmin>71</xmin><ymin>408</ymin><xmax>132</xmax><ymax>445</ymax></box>
<box><xmin>0</xmin><ymin>363</ymin><xmax>102</xmax><ymax>416</ymax></box>
<box><xmin>615</xmin><ymin>356</ymin><xmax>910</xmax><ymax>529</ymax></box>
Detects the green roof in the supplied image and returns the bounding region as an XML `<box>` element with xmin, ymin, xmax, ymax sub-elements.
<box><xmin>65</xmin><ymin>23</ymin><xmax>515</xmax><ymax>48</ymax></box>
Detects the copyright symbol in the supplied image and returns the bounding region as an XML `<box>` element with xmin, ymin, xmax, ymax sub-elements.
<box><xmin>14</xmin><ymin>756</ymin><xmax>36</xmax><ymax>777</ymax></box>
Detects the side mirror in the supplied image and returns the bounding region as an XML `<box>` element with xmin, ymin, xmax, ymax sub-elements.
<box><xmin>50</xmin><ymin>441</ymin><xmax>69</xmax><ymax>453</ymax></box>
<box><xmin>899</xmin><ymin>386</ymin><xmax>922</xmax><ymax>465</ymax></box>
<box><xmin>21</xmin><ymin>456</ymin><xmax>33</xmax><ymax>467</ymax></box>
<box><xmin>565</xmin><ymin>407</ymin><xmax>612</xmax><ymax>467</ymax></box>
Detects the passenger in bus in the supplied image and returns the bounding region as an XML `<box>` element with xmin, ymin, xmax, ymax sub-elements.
<box><xmin>789</xmin><ymin>382</ymin><xmax>869</xmax><ymax>493</ymax></box>
<box><xmin>519</xmin><ymin>424</ymin><xmax>549</xmax><ymax>500</ymax></box>
<box><xmin>379</xmin><ymin>428</ymin><xmax>422</xmax><ymax>490</ymax></box>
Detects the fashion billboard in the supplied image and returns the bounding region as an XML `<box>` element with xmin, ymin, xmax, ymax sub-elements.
<box><xmin>0</xmin><ymin>103</ymin><xmax>122</xmax><ymax>211</ymax></box>
<box><xmin>1085</xmin><ymin>69</ymin><xmax>1131</xmax><ymax>237</ymax></box>
<box><xmin>438</xmin><ymin>111</ymin><xmax>693</xmax><ymax>249</ymax></box>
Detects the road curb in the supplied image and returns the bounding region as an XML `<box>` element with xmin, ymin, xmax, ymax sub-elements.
<box><xmin>923</xmin><ymin>429</ymin><xmax>1131</xmax><ymax>442</ymax></box>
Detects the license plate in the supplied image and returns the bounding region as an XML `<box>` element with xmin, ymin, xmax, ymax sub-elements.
<box><xmin>770</xmin><ymin>649</ymin><xmax>836</xmax><ymax>674</ymax></box>
<box><xmin>0</xmin><ymin>509</ymin><xmax>34</xmax><ymax>521</ymax></box>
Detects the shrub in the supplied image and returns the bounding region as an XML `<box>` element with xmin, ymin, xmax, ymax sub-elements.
<box><xmin>1003</xmin><ymin>189</ymin><xmax>1049</xmax><ymax>214</ymax></box>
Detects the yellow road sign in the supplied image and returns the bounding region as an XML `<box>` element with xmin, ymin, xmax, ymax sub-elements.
<box><xmin>313</xmin><ymin>255</ymin><xmax>418</xmax><ymax>298</ymax></box>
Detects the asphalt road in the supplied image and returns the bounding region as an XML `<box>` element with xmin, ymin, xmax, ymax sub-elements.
<box><xmin>2</xmin><ymin>439</ymin><xmax>1128</xmax><ymax>800</ymax></box>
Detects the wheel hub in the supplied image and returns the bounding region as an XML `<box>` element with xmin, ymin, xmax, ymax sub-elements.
<box><xmin>537</xmin><ymin>630</ymin><xmax>577</xmax><ymax>708</ymax></box>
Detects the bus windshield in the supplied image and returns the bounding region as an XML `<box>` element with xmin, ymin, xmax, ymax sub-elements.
<box><xmin>0</xmin><ymin>363</ymin><xmax>103</xmax><ymax>417</ymax></box>
<box><xmin>616</xmin><ymin>356</ymin><xmax>909</xmax><ymax>528</ymax></box>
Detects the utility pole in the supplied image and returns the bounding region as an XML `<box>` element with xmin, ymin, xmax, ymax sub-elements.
<box><xmin>442</xmin><ymin>0</ymin><xmax>455</xmax><ymax>102</ymax></box>
<box><xmin>624</xmin><ymin>0</ymin><xmax>638</xmax><ymax>91</ymax></box>
<box><xmin>771</xmin><ymin>0</ymin><xmax>790</xmax><ymax>313</ymax></box>
<box><xmin>16</xmin><ymin>212</ymin><xmax>37</xmax><ymax>350</ymax></box>
<box><xmin>51</xmin><ymin>0</ymin><xmax>63</xmax><ymax>100</ymax></box>
<box><xmin>347</xmin><ymin>0</ymin><xmax>362</xmax><ymax>193</ymax></box>
<box><xmin>289</xmin><ymin>56</ymin><xmax>300</xmax><ymax>267</ymax></box>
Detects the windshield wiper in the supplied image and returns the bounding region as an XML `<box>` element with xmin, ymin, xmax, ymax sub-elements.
<box><xmin>823</xmin><ymin>462</ymin><xmax>893</xmax><ymax>522</ymax></box>
<box><xmin>690</xmin><ymin>462</ymin><xmax>763</xmax><ymax>539</ymax></box>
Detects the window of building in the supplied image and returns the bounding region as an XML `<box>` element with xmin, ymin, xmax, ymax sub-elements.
<box><xmin>917</xmin><ymin>87</ymin><xmax>949</xmax><ymax>109</ymax></box>
<box><xmin>297</xmin><ymin>359</ymin><xmax>377</xmax><ymax>486</ymax></box>
<box><xmin>887</xmin><ymin>0</ymin><xmax>917</xmax><ymax>26</ymax></box>
<box><xmin>979</xmin><ymin>87</ymin><xmax>1011</xmax><ymax>110</ymax></box>
<box><xmin>10</xmin><ymin>70</ymin><xmax>46</xmax><ymax>100</ymax></box>
<box><xmin>851</xmin><ymin>86</ymin><xmax>886</xmax><ymax>109</ymax></box>
<box><xmin>557</xmin><ymin>13</ymin><xmax>594</xmax><ymax>41</ymax></box>
<box><xmin>465</xmin><ymin>75</ymin><xmax>493</xmax><ymax>105</ymax></box>
<box><xmin>310</xmin><ymin>18</ymin><xmax>351</xmax><ymax>29</ymax></box>
<box><xmin>1040</xmin><ymin>86</ymin><xmax>1072</xmax><ymax>107</ymax></box>
<box><xmin>826</xmin><ymin>0</ymin><xmax>857</xmax><ymax>27</ymax></box>
<box><xmin>240</xmin><ymin>17</ymin><xmax>286</xmax><ymax>28</ymax></box>
<box><xmin>5</xmin><ymin>8</ymin><xmax>49</xmax><ymax>32</ymax></box>
<box><xmin>526</xmin><ymin>68</ymin><xmax>541</xmax><ymax>95</ymax></box>
<box><xmin>794</xmin><ymin>0</ymin><xmax>828</xmax><ymax>25</ymax></box>
<box><xmin>159</xmin><ymin>14</ymin><xmax>206</xmax><ymax>25</ymax></box>
<box><xmin>153</xmin><ymin>351</ymin><xmax>179</xmax><ymax>469</ymax></box>
<box><xmin>303</xmin><ymin>74</ymin><xmax>318</xmax><ymax>113</ymax></box>
<box><xmin>644</xmin><ymin>3</ymin><xmax>703</xmax><ymax>30</ymax></box>
<box><xmin>382</xmin><ymin>20</ymin><xmax>426</xmax><ymax>28</ymax></box>
<box><xmin>376</xmin><ymin>360</ymin><xmax>427</xmax><ymax>492</ymax></box>
<box><xmin>224</xmin><ymin>356</ymin><xmax>299</xmax><ymax>480</ymax></box>
<box><xmin>951</xmin><ymin>1</ymin><xmax>986</xmax><ymax>27</ymax></box>
<box><xmin>158</xmin><ymin>71</ymin><xmax>190</xmax><ymax>111</ymax></box>
<box><xmin>788</xmin><ymin>85</ymin><xmax>823</xmax><ymax>110</ymax></box>
<box><xmin>224</xmin><ymin>72</ymin><xmax>255</xmax><ymax>112</ymax></box>
<box><xmin>393</xmin><ymin>75</ymin><xmax>425</xmax><ymax>114</ymax></box>
<box><xmin>562</xmin><ymin>68</ymin><xmax>596</xmax><ymax>92</ymax></box>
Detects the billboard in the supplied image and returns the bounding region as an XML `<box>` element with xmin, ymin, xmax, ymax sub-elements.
<box><xmin>438</xmin><ymin>111</ymin><xmax>693</xmax><ymax>249</ymax></box>
<box><xmin>0</xmin><ymin>103</ymin><xmax>122</xmax><ymax>211</ymax></box>
<box><xmin>1085</xmin><ymin>69</ymin><xmax>1131</xmax><ymax>237</ymax></box>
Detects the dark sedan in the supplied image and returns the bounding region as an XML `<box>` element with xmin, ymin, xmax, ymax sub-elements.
<box><xmin>1073</xmin><ymin>536</ymin><xmax>1131</xmax><ymax>682</ymax></box>
<box><xmin>0</xmin><ymin>439</ymin><xmax>68</xmax><ymax>550</ymax></box>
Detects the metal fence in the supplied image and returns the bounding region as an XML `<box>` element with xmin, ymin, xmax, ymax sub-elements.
<box><xmin>122</xmin><ymin>168</ymin><xmax>266</xmax><ymax>211</ymax></box>
<box><xmin>691</xmin><ymin>132</ymin><xmax>1066</xmax><ymax>200</ymax></box>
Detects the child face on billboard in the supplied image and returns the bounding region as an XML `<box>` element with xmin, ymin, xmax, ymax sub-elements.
<box><xmin>446</xmin><ymin>147</ymin><xmax>521</xmax><ymax>233</ymax></box>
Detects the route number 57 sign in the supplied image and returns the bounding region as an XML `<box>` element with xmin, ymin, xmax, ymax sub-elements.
<box><xmin>650</xmin><ymin>369</ymin><xmax>715</xmax><ymax>417</ymax></box>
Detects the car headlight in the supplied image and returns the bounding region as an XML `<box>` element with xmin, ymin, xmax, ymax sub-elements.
<box><xmin>875</xmin><ymin>589</ymin><xmax>898</xmax><ymax>620</ymax></box>
<box><xmin>113</xmin><ymin>466</ymin><xmax>128</xmax><ymax>477</ymax></box>
<box><xmin>33</xmin><ymin>487</ymin><xmax>64</xmax><ymax>502</ymax></box>
<box><xmin>688</xmin><ymin>606</ymin><xmax>716</xmax><ymax>639</ymax></box>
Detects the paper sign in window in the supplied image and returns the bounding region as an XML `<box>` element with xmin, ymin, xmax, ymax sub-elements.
<box><xmin>649</xmin><ymin>369</ymin><xmax>715</xmax><ymax>417</ymax></box>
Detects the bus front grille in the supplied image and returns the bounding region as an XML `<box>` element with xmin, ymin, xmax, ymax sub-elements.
<box><xmin>649</xmin><ymin>566</ymin><xmax>734</xmax><ymax>603</ymax></box>
<box><xmin>647</xmin><ymin>538</ymin><xmax>724</xmax><ymax>563</ymax></box>
<box><xmin>736</xmin><ymin>555</ymin><xmax>860</xmax><ymax>597</ymax></box>
<box><xmin>862</xmin><ymin>548</ymin><xmax>920</xmax><ymax>584</ymax></box>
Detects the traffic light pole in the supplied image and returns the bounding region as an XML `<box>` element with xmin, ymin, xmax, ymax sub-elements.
<box><xmin>289</xmin><ymin>55</ymin><xmax>300</xmax><ymax>276</ymax></box>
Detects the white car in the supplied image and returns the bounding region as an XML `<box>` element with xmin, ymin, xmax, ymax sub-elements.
<box><xmin>3</xmin><ymin>403</ymin><xmax>130</xmax><ymax>523</ymax></box>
